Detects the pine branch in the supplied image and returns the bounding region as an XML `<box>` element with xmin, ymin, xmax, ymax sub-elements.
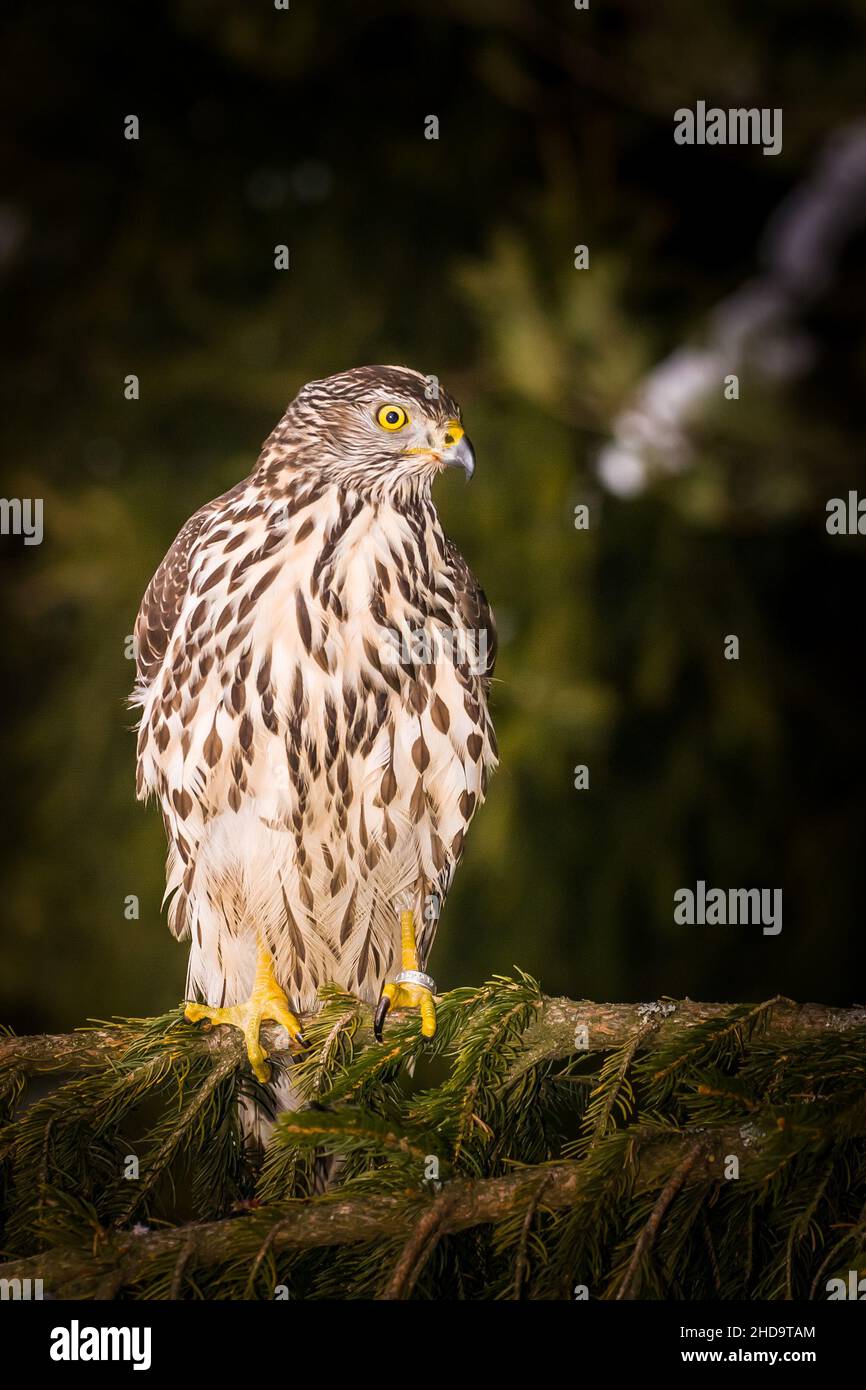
<box><xmin>4</xmin><ymin>996</ymin><xmax>863</xmax><ymax>1079</ymax></box>
<box><xmin>0</xmin><ymin>1126</ymin><xmax>772</xmax><ymax>1298</ymax></box>
<box><xmin>3</xmin><ymin>984</ymin><xmax>865</xmax><ymax>1300</ymax></box>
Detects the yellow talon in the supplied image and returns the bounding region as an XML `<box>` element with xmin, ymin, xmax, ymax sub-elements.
<box><xmin>184</xmin><ymin>939</ymin><xmax>307</xmax><ymax>1083</ymax></box>
<box><xmin>375</xmin><ymin>910</ymin><xmax>437</xmax><ymax>1041</ymax></box>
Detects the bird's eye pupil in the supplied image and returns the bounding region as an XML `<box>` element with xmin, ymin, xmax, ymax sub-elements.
<box><xmin>386</xmin><ymin>411</ymin><xmax>399</xmax><ymax>423</ymax></box>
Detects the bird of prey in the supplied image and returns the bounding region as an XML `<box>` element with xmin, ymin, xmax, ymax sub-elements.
<box><xmin>131</xmin><ymin>365</ymin><xmax>497</xmax><ymax>1116</ymax></box>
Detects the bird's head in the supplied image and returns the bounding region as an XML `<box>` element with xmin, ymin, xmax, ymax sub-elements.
<box><xmin>260</xmin><ymin>365</ymin><xmax>475</xmax><ymax>500</ymax></box>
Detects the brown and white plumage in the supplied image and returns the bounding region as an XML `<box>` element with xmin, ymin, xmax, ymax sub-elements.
<box><xmin>131</xmin><ymin>365</ymin><xmax>497</xmax><ymax>1084</ymax></box>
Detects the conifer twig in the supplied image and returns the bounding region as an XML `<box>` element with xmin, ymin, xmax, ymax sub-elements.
<box><xmin>380</xmin><ymin>1193</ymin><xmax>457</xmax><ymax>1300</ymax></box>
<box><xmin>614</xmin><ymin>1141</ymin><xmax>705</xmax><ymax>1299</ymax></box>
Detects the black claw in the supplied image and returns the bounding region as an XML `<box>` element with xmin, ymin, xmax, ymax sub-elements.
<box><xmin>374</xmin><ymin>995</ymin><xmax>391</xmax><ymax>1042</ymax></box>
<box><xmin>295</xmin><ymin>1032</ymin><xmax>309</xmax><ymax>1050</ymax></box>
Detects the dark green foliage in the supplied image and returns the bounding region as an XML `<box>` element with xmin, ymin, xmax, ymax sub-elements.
<box><xmin>1</xmin><ymin>1011</ymin><xmax>249</xmax><ymax>1255</ymax></box>
<box><xmin>1</xmin><ymin>977</ymin><xmax>864</xmax><ymax>1299</ymax></box>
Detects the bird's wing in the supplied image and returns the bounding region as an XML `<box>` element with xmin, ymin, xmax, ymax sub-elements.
<box><xmin>135</xmin><ymin>516</ymin><xmax>199</xmax><ymax>687</ymax></box>
<box><xmin>444</xmin><ymin>536</ymin><xmax>497</xmax><ymax>689</ymax></box>
<box><xmin>134</xmin><ymin>499</ymin><xmax>226</xmax><ymax>688</ymax></box>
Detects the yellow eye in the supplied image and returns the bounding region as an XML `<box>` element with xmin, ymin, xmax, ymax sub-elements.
<box><xmin>376</xmin><ymin>404</ymin><xmax>408</xmax><ymax>431</ymax></box>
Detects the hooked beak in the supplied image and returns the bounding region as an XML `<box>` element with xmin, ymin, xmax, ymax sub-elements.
<box><xmin>440</xmin><ymin>421</ymin><xmax>475</xmax><ymax>480</ymax></box>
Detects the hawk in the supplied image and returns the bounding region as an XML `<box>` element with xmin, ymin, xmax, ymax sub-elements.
<box><xmin>131</xmin><ymin>366</ymin><xmax>497</xmax><ymax>1114</ymax></box>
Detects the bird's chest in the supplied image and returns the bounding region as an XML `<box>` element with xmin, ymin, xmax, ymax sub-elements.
<box><xmin>260</xmin><ymin>500</ymin><xmax>456</xmax><ymax>685</ymax></box>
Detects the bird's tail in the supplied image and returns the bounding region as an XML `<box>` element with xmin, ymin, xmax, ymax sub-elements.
<box><xmin>238</xmin><ymin>1066</ymin><xmax>297</xmax><ymax>1153</ymax></box>
<box><xmin>239</xmin><ymin>1066</ymin><xmax>341</xmax><ymax>1192</ymax></box>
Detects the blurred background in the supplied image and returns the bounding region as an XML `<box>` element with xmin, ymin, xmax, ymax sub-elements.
<box><xmin>2</xmin><ymin>0</ymin><xmax>865</xmax><ymax>1033</ymax></box>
